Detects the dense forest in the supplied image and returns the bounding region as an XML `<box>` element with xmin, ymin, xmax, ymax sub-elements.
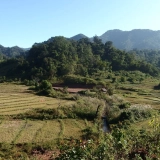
<box><xmin>0</xmin><ymin>36</ymin><xmax>159</xmax><ymax>83</ymax></box>
<box><xmin>0</xmin><ymin>45</ymin><xmax>26</xmax><ymax>60</ymax></box>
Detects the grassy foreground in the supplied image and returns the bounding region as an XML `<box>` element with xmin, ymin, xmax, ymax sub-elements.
<box><xmin>0</xmin><ymin>81</ymin><xmax>159</xmax><ymax>159</ymax></box>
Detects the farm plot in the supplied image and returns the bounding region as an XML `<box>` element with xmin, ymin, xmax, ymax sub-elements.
<box><xmin>0</xmin><ymin>120</ymin><xmax>25</xmax><ymax>143</ymax></box>
<box><xmin>0</xmin><ymin>119</ymin><xmax>91</xmax><ymax>143</ymax></box>
<box><xmin>117</xmin><ymin>82</ymin><xmax>160</xmax><ymax>109</ymax></box>
<box><xmin>0</xmin><ymin>83</ymin><xmax>74</xmax><ymax>115</ymax></box>
<box><xmin>33</xmin><ymin>120</ymin><xmax>60</xmax><ymax>143</ymax></box>
<box><xmin>62</xmin><ymin>119</ymin><xmax>89</xmax><ymax>139</ymax></box>
<box><xmin>15</xmin><ymin>120</ymin><xmax>44</xmax><ymax>143</ymax></box>
<box><xmin>0</xmin><ymin>83</ymin><xmax>92</xmax><ymax>144</ymax></box>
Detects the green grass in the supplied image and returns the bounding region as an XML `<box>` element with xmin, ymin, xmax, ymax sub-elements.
<box><xmin>130</xmin><ymin>115</ymin><xmax>160</xmax><ymax>131</ymax></box>
<box><xmin>117</xmin><ymin>80</ymin><xmax>160</xmax><ymax>110</ymax></box>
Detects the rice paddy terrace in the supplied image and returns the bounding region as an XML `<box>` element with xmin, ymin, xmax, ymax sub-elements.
<box><xmin>0</xmin><ymin>83</ymin><xmax>92</xmax><ymax>144</ymax></box>
<box><xmin>0</xmin><ymin>83</ymin><xmax>73</xmax><ymax>115</ymax></box>
<box><xmin>0</xmin><ymin>80</ymin><xmax>159</xmax><ymax>146</ymax></box>
<box><xmin>116</xmin><ymin>79</ymin><xmax>160</xmax><ymax>110</ymax></box>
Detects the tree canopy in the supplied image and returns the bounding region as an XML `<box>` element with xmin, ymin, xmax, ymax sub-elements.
<box><xmin>0</xmin><ymin>36</ymin><xmax>159</xmax><ymax>81</ymax></box>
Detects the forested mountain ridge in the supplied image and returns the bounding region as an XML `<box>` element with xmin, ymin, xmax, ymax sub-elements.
<box><xmin>71</xmin><ymin>29</ymin><xmax>160</xmax><ymax>50</ymax></box>
<box><xmin>99</xmin><ymin>29</ymin><xmax>160</xmax><ymax>50</ymax></box>
<box><xmin>0</xmin><ymin>45</ymin><xmax>27</xmax><ymax>59</ymax></box>
<box><xmin>70</xmin><ymin>34</ymin><xmax>88</xmax><ymax>41</ymax></box>
<box><xmin>0</xmin><ymin>36</ymin><xmax>159</xmax><ymax>81</ymax></box>
<box><xmin>1</xmin><ymin>29</ymin><xmax>160</xmax><ymax>59</ymax></box>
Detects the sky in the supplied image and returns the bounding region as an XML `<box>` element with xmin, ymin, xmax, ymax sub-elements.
<box><xmin>0</xmin><ymin>0</ymin><xmax>160</xmax><ymax>48</ymax></box>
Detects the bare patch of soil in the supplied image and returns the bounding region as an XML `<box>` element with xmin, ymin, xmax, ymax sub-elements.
<box><xmin>53</xmin><ymin>84</ymin><xmax>94</xmax><ymax>93</ymax></box>
<box><xmin>32</xmin><ymin>149</ymin><xmax>59</xmax><ymax>160</ymax></box>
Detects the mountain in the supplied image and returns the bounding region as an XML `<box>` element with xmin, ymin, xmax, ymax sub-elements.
<box><xmin>34</xmin><ymin>34</ymin><xmax>89</xmax><ymax>45</ymax></box>
<box><xmin>2</xmin><ymin>29</ymin><xmax>160</xmax><ymax>52</ymax></box>
<box><xmin>68</xmin><ymin>30</ymin><xmax>160</xmax><ymax>50</ymax></box>
<box><xmin>70</xmin><ymin>34</ymin><xmax>88</xmax><ymax>41</ymax></box>
<box><xmin>0</xmin><ymin>45</ymin><xmax>27</xmax><ymax>58</ymax></box>
<box><xmin>99</xmin><ymin>29</ymin><xmax>160</xmax><ymax>50</ymax></box>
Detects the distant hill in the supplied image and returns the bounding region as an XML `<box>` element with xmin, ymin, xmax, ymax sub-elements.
<box><xmin>2</xmin><ymin>29</ymin><xmax>160</xmax><ymax>52</ymax></box>
<box><xmin>68</xmin><ymin>29</ymin><xmax>160</xmax><ymax>50</ymax></box>
<box><xmin>70</xmin><ymin>34</ymin><xmax>88</xmax><ymax>41</ymax></box>
<box><xmin>99</xmin><ymin>29</ymin><xmax>160</xmax><ymax>50</ymax></box>
<box><xmin>0</xmin><ymin>45</ymin><xmax>26</xmax><ymax>58</ymax></box>
<box><xmin>33</xmin><ymin>34</ymin><xmax>89</xmax><ymax>46</ymax></box>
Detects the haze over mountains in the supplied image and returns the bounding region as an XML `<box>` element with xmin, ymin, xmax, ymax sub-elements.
<box><xmin>0</xmin><ymin>45</ymin><xmax>26</xmax><ymax>58</ymax></box>
<box><xmin>1</xmin><ymin>29</ymin><xmax>160</xmax><ymax>57</ymax></box>
<box><xmin>71</xmin><ymin>29</ymin><xmax>160</xmax><ymax>50</ymax></box>
<box><xmin>101</xmin><ymin>29</ymin><xmax>160</xmax><ymax>50</ymax></box>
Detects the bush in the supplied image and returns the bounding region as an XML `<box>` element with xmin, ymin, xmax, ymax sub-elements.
<box><xmin>63</xmin><ymin>75</ymin><xmax>97</xmax><ymax>85</ymax></box>
<box><xmin>118</xmin><ymin>107</ymin><xmax>154</xmax><ymax>122</ymax></box>
<box><xmin>154</xmin><ymin>83</ymin><xmax>160</xmax><ymax>90</ymax></box>
<box><xmin>39</xmin><ymin>80</ymin><xmax>52</xmax><ymax>90</ymax></box>
<box><xmin>119</xmin><ymin>102</ymin><xmax>130</xmax><ymax>109</ymax></box>
<box><xmin>55</xmin><ymin>126</ymin><xmax>160</xmax><ymax>160</ymax></box>
<box><xmin>36</xmin><ymin>80</ymin><xmax>53</xmax><ymax>96</ymax></box>
<box><xmin>107</xmin><ymin>87</ymin><xmax>114</xmax><ymax>95</ymax></box>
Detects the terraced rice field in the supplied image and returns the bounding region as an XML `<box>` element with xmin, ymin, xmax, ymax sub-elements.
<box><xmin>0</xmin><ymin>83</ymin><xmax>92</xmax><ymax>143</ymax></box>
<box><xmin>0</xmin><ymin>119</ymin><xmax>90</xmax><ymax>143</ymax></box>
<box><xmin>117</xmin><ymin>81</ymin><xmax>160</xmax><ymax>109</ymax></box>
<box><xmin>0</xmin><ymin>83</ymin><xmax>74</xmax><ymax>115</ymax></box>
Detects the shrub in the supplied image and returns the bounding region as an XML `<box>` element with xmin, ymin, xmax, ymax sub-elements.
<box><xmin>119</xmin><ymin>102</ymin><xmax>130</xmax><ymax>109</ymax></box>
<box><xmin>55</xmin><ymin>126</ymin><xmax>160</xmax><ymax>160</ymax></box>
<box><xmin>63</xmin><ymin>75</ymin><xmax>97</xmax><ymax>85</ymax></box>
<box><xmin>36</xmin><ymin>80</ymin><xmax>53</xmax><ymax>96</ymax></box>
<box><xmin>154</xmin><ymin>83</ymin><xmax>160</xmax><ymax>90</ymax></box>
<box><xmin>120</xmin><ymin>76</ymin><xmax>126</xmax><ymax>82</ymax></box>
<box><xmin>118</xmin><ymin>107</ymin><xmax>154</xmax><ymax>122</ymax></box>
<box><xmin>107</xmin><ymin>87</ymin><xmax>114</xmax><ymax>95</ymax></box>
<box><xmin>39</xmin><ymin>80</ymin><xmax>52</xmax><ymax>90</ymax></box>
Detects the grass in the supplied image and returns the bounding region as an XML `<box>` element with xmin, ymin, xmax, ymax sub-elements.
<box><xmin>12</xmin><ymin>119</ymin><xmax>28</xmax><ymax>144</ymax></box>
<box><xmin>117</xmin><ymin>80</ymin><xmax>160</xmax><ymax>109</ymax></box>
<box><xmin>130</xmin><ymin>115</ymin><xmax>160</xmax><ymax>131</ymax></box>
<box><xmin>0</xmin><ymin>119</ymin><xmax>92</xmax><ymax>144</ymax></box>
<box><xmin>0</xmin><ymin>120</ymin><xmax>25</xmax><ymax>143</ymax></box>
<box><xmin>0</xmin><ymin>83</ymin><xmax>74</xmax><ymax>115</ymax></box>
<box><xmin>0</xmin><ymin>80</ymin><xmax>159</xmax><ymax>157</ymax></box>
<box><xmin>16</xmin><ymin>120</ymin><xmax>45</xmax><ymax>143</ymax></box>
<box><xmin>0</xmin><ymin>83</ymin><xmax>87</xmax><ymax>144</ymax></box>
<box><xmin>63</xmin><ymin>119</ymin><xmax>90</xmax><ymax>139</ymax></box>
<box><xmin>32</xmin><ymin>120</ymin><xmax>60</xmax><ymax>143</ymax></box>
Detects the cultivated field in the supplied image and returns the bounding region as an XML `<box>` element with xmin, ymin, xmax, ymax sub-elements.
<box><xmin>0</xmin><ymin>119</ymin><xmax>89</xmax><ymax>144</ymax></box>
<box><xmin>116</xmin><ymin>79</ymin><xmax>160</xmax><ymax>110</ymax></box>
<box><xmin>0</xmin><ymin>83</ymin><xmax>92</xmax><ymax>144</ymax></box>
<box><xmin>0</xmin><ymin>80</ymin><xmax>159</xmax><ymax>145</ymax></box>
<box><xmin>0</xmin><ymin>83</ymin><xmax>74</xmax><ymax>115</ymax></box>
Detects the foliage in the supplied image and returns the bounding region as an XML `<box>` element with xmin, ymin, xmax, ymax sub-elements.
<box><xmin>13</xmin><ymin>97</ymin><xmax>105</xmax><ymax>120</ymax></box>
<box><xmin>116</xmin><ymin>107</ymin><xmax>156</xmax><ymax>123</ymax></box>
<box><xmin>36</xmin><ymin>80</ymin><xmax>53</xmax><ymax>96</ymax></box>
<box><xmin>0</xmin><ymin>45</ymin><xmax>26</xmax><ymax>58</ymax></box>
<box><xmin>55</xmin><ymin>124</ymin><xmax>160</xmax><ymax>160</ymax></box>
<box><xmin>0</xmin><ymin>36</ymin><xmax>159</xmax><ymax>82</ymax></box>
<box><xmin>119</xmin><ymin>102</ymin><xmax>131</xmax><ymax>109</ymax></box>
<box><xmin>154</xmin><ymin>83</ymin><xmax>160</xmax><ymax>90</ymax></box>
<box><xmin>63</xmin><ymin>75</ymin><xmax>97</xmax><ymax>85</ymax></box>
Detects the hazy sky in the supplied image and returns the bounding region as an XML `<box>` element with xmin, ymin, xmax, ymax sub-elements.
<box><xmin>0</xmin><ymin>0</ymin><xmax>160</xmax><ymax>48</ymax></box>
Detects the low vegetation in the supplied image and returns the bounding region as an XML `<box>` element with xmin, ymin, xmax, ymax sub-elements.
<box><xmin>0</xmin><ymin>80</ymin><xmax>159</xmax><ymax>159</ymax></box>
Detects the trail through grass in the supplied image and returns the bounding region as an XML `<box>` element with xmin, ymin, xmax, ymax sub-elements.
<box><xmin>0</xmin><ymin>120</ymin><xmax>25</xmax><ymax>143</ymax></box>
